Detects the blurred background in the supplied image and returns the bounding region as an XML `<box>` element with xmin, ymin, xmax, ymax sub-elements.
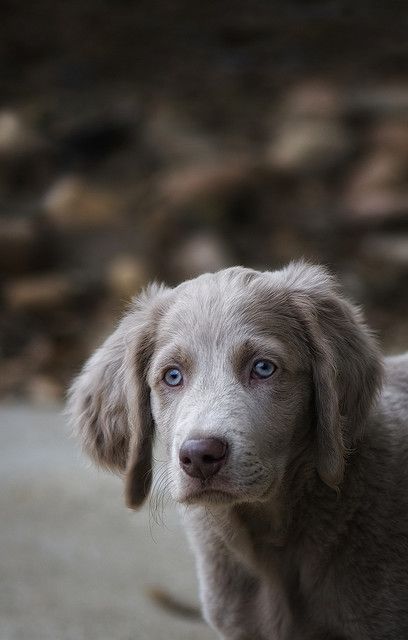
<box><xmin>1</xmin><ymin>1</ymin><xmax>408</xmax><ymax>402</ymax></box>
<box><xmin>1</xmin><ymin>2</ymin><xmax>407</xmax><ymax>639</ymax></box>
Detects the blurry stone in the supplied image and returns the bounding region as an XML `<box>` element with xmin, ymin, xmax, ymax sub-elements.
<box><xmin>146</xmin><ymin>106</ymin><xmax>216</xmax><ymax>165</ymax></box>
<box><xmin>282</xmin><ymin>82</ymin><xmax>344</xmax><ymax>118</ymax></box>
<box><xmin>268</xmin><ymin>227</ymin><xmax>316</xmax><ymax>264</ymax></box>
<box><xmin>348</xmin><ymin>86</ymin><xmax>408</xmax><ymax>115</ymax></box>
<box><xmin>0</xmin><ymin>217</ymin><xmax>39</xmax><ymax>274</ymax></box>
<box><xmin>360</xmin><ymin>234</ymin><xmax>408</xmax><ymax>267</ymax></box>
<box><xmin>267</xmin><ymin>119</ymin><xmax>350</xmax><ymax>173</ymax></box>
<box><xmin>355</xmin><ymin>234</ymin><xmax>408</xmax><ymax>297</ymax></box>
<box><xmin>344</xmin><ymin>152</ymin><xmax>408</xmax><ymax>220</ymax></box>
<box><xmin>59</xmin><ymin>116</ymin><xmax>132</xmax><ymax>163</ymax></box>
<box><xmin>337</xmin><ymin>270</ymin><xmax>366</xmax><ymax>302</ymax></box>
<box><xmin>24</xmin><ymin>336</ymin><xmax>55</xmax><ymax>369</ymax></box>
<box><xmin>26</xmin><ymin>375</ymin><xmax>63</xmax><ymax>406</ymax></box>
<box><xmin>43</xmin><ymin>176</ymin><xmax>121</xmax><ymax>229</ymax></box>
<box><xmin>171</xmin><ymin>233</ymin><xmax>229</xmax><ymax>279</ymax></box>
<box><xmin>0</xmin><ymin>110</ymin><xmax>51</xmax><ymax>192</ymax></box>
<box><xmin>4</xmin><ymin>274</ymin><xmax>75</xmax><ymax>311</ymax></box>
<box><xmin>372</xmin><ymin>120</ymin><xmax>408</xmax><ymax>156</ymax></box>
<box><xmin>0</xmin><ymin>110</ymin><xmax>43</xmax><ymax>157</ymax></box>
<box><xmin>266</xmin><ymin>82</ymin><xmax>350</xmax><ymax>174</ymax></box>
<box><xmin>107</xmin><ymin>255</ymin><xmax>147</xmax><ymax>298</ymax></box>
<box><xmin>347</xmin><ymin>190</ymin><xmax>408</xmax><ymax>221</ymax></box>
<box><xmin>344</xmin><ymin>116</ymin><xmax>408</xmax><ymax>221</ymax></box>
<box><xmin>0</xmin><ymin>357</ymin><xmax>26</xmax><ymax>397</ymax></box>
<box><xmin>160</xmin><ymin>158</ymin><xmax>252</xmax><ymax>206</ymax></box>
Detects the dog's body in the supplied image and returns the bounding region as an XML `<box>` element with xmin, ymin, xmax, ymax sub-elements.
<box><xmin>68</xmin><ymin>263</ymin><xmax>408</xmax><ymax>640</ymax></box>
<box><xmin>185</xmin><ymin>353</ymin><xmax>408</xmax><ymax>640</ymax></box>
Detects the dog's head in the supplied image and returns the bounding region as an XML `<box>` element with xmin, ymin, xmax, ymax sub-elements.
<box><xmin>67</xmin><ymin>262</ymin><xmax>383</xmax><ymax>509</ymax></box>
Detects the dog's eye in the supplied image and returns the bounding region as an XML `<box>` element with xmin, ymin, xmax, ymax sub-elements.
<box><xmin>163</xmin><ymin>368</ymin><xmax>183</xmax><ymax>387</ymax></box>
<box><xmin>251</xmin><ymin>359</ymin><xmax>276</xmax><ymax>379</ymax></box>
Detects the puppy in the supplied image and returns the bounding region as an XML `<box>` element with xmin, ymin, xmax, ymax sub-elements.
<box><xmin>68</xmin><ymin>262</ymin><xmax>408</xmax><ymax>640</ymax></box>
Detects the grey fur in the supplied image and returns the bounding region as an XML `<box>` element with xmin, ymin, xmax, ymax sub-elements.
<box><xmin>67</xmin><ymin>261</ymin><xmax>408</xmax><ymax>640</ymax></box>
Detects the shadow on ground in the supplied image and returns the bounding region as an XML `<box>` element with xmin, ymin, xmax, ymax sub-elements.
<box><xmin>0</xmin><ymin>404</ymin><xmax>214</xmax><ymax>640</ymax></box>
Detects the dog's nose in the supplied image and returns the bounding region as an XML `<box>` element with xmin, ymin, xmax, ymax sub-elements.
<box><xmin>179</xmin><ymin>438</ymin><xmax>228</xmax><ymax>480</ymax></box>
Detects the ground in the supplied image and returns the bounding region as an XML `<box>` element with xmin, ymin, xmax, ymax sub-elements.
<box><xmin>0</xmin><ymin>404</ymin><xmax>214</xmax><ymax>640</ymax></box>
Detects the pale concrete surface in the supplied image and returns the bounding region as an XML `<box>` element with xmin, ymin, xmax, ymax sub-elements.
<box><xmin>0</xmin><ymin>405</ymin><xmax>214</xmax><ymax>640</ymax></box>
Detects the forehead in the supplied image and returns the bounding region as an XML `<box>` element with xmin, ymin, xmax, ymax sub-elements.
<box><xmin>155</xmin><ymin>269</ymin><xmax>305</xmax><ymax>356</ymax></box>
<box><xmin>157</xmin><ymin>270</ymin><xmax>254</xmax><ymax>343</ymax></box>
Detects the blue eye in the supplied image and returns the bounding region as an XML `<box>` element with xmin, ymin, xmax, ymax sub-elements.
<box><xmin>163</xmin><ymin>368</ymin><xmax>183</xmax><ymax>387</ymax></box>
<box><xmin>252</xmin><ymin>360</ymin><xmax>276</xmax><ymax>379</ymax></box>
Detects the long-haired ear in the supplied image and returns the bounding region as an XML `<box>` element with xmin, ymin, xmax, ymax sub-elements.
<box><xmin>67</xmin><ymin>283</ymin><xmax>170</xmax><ymax>508</ymax></box>
<box><xmin>67</xmin><ymin>324</ymin><xmax>132</xmax><ymax>473</ymax></box>
<box><xmin>282</xmin><ymin>261</ymin><xmax>383</xmax><ymax>490</ymax></box>
<box><xmin>123</xmin><ymin>289</ymin><xmax>163</xmax><ymax>510</ymax></box>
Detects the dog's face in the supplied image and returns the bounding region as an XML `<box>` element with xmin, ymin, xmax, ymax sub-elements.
<box><xmin>68</xmin><ymin>262</ymin><xmax>382</xmax><ymax>510</ymax></box>
<box><xmin>148</xmin><ymin>271</ymin><xmax>312</xmax><ymax>505</ymax></box>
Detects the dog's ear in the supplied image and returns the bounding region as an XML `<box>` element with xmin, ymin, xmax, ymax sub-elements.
<box><xmin>67</xmin><ymin>283</ymin><xmax>170</xmax><ymax>508</ymax></box>
<box><xmin>281</xmin><ymin>261</ymin><xmax>383</xmax><ymax>490</ymax></box>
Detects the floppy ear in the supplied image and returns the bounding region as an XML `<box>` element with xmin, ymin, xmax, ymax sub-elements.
<box><xmin>67</xmin><ymin>283</ymin><xmax>170</xmax><ymax>509</ymax></box>
<box><xmin>282</xmin><ymin>262</ymin><xmax>383</xmax><ymax>490</ymax></box>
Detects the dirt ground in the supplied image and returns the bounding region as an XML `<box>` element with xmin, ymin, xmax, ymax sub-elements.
<box><xmin>0</xmin><ymin>404</ymin><xmax>214</xmax><ymax>640</ymax></box>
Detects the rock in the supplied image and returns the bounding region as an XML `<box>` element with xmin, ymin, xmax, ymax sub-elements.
<box><xmin>372</xmin><ymin>120</ymin><xmax>408</xmax><ymax>157</ymax></box>
<box><xmin>267</xmin><ymin>119</ymin><xmax>350</xmax><ymax>173</ymax></box>
<box><xmin>170</xmin><ymin>233</ymin><xmax>230</xmax><ymax>280</ymax></box>
<box><xmin>0</xmin><ymin>335</ymin><xmax>56</xmax><ymax>399</ymax></box>
<box><xmin>58</xmin><ymin>115</ymin><xmax>133</xmax><ymax>163</ymax></box>
<box><xmin>4</xmin><ymin>274</ymin><xmax>76</xmax><ymax>311</ymax></box>
<box><xmin>0</xmin><ymin>110</ymin><xmax>51</xmax><ymax>192</ymax></box>
<box><xmin>106</xmin><ymin>255</ymin><xmax>147</xmax><ymax>299</ymax></box>
<box><xmin>159</xmin><ymin>158</ymin><xmax>252</xmax><ymax>206</ymax></box>
<box><xmin>0</xmin><ymin>110</ymin><xmax>43</xmax><ymax>157</ymax></box>
<box><xmin>43</xmin><ymin>176</ymin><xmax>121</xmax><ymax>229</ymax></box>
<box><xmin>146</xmin><ymin>106</ymin><xmax>216</xmax><ymax>165</ymax></box>
<box><xmin>348</xmin><ymin>86</ymin><xmax>408</xmax><ymax>116</ymax></box>
<box><xmin>343</xmin><ymin>116</ymin><xmax>408</xmax><ymax>221</ymax></box>
<box><xmin>281</xmin><ymin>82</ymin><xmax>344</xmax><ymax>118</ymax></box>
<box><xmin>344</xmin><ymin>151</ymin><xmax>408</xmax><ymax>221</ymax></box>
<box><xmin>360</xmin><ymin>234</ymin><xmax>408</xmax><ymax>267</ymax></box>
<box><xmin>26</xmin><ymin>375</ymin><xmax>63</xmax><ymax>406</ymax></box>
<box><xmin>0</xmin><ymin>217</ymin><xmax>39</xmax><ymax>274</ymax></box>
<box><xmin>0</xmin><ymin>357</ymin><xmax>27</xmax><ymax>398</ymax></box>
<box><xmin>24</xmin><ymin>336</ymin><xmax>55</xmax><ymax>369</ymax></box>
<box><xmin>266</xmin><ymin>83</ymin><xmax>350</xmax><ymax>173</ymax></box>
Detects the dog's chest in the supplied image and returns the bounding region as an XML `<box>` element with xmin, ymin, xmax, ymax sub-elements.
<box><xmin>232</xmin><ymin>517</ymin><xmax>354</xmax><ymax>638</ymax></box>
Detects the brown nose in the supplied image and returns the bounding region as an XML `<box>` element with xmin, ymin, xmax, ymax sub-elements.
<box><xmin>179</xmin><ymin>438</ymin><xmax>228</xmax><ymax>480</ymax></box>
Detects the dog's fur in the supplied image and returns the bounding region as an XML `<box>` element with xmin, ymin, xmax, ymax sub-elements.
<box><xmin>68</xmin><ymin>262</ymin><xmax>408</xmax><ymax>639</ymax></box>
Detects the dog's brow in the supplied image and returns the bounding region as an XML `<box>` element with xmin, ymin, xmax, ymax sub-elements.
<box><xmin>150</xmin><ymin>344</ymin><xmax>192</xmax><ymax>372</ymax></box>
<box><xmin>231</xmin><ymin>337</ymin><xmax>288</xmax><ymax>370</ymax></box>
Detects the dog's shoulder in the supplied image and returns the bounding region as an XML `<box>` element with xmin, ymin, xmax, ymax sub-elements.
<box><xmin>382</xmin><ymin>353</ymin><xmax>408</xmax><ymax>412</ymax></box>
<box><xmin>372</xmin><ymin>353</ymin><xmax>408</xmax><ymax>446</ymax></box>
<box><xmin>384</xmin><ymin>352</ymin><xmax>408</xmax><ymax>388</ymax></box>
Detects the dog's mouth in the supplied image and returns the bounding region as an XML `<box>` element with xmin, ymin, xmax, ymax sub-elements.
<box><xmin>179</xmin><ymin>488</ymin><xmax>237</xmax><ymax>506</ymax></box>
<box><xmin>177</xmin><ymin>477</ymin><xmax>278</xmax><ymax>507</ymax></box>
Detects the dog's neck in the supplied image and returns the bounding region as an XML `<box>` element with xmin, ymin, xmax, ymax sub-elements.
<box><xmin>190</xmin><ymin>425</ymin><xmax>367</xmax><ymax>577</ymax></box>
<box><xmin>207</xmin><ymin>452</ymin><xmax>352</xmax><ymax>577</ymax></box>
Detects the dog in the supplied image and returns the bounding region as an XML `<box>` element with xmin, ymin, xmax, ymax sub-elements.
<box><xmin>68</xmin><ymin>261</ymin><xmax>408</xmax><ymax>639</ymax></box>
